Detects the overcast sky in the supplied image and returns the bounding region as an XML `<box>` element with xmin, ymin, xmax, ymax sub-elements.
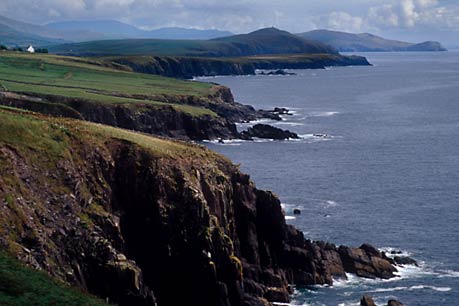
<box><xmin>0</xmin><ymin>0</ymin><xmax>458</xmax><ymax>45</ymax></box>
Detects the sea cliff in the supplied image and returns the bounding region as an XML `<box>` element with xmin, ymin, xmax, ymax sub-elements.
<box><xmin>108</xmin><ymin>54</ymin><xmax>371</xmax><ymax>79</ymax></box>
<box><xmin>0</xmin><ymin>108</ymin><xmax>403</xmax><ymax>306</ymax></box>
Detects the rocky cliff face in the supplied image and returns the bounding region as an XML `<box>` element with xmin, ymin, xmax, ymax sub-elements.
<box><xmin>110</xmin><ymin>54</ymin><xmax>371</xmax><ymax>79</ymax></box>
<box><xmin>0</xmin><ymin>87</ymin><xmax>253</xmax><ymax>141</ymax></box>
<box><xmin>0</xmin><ymin>110</ymin><xmax>400</xmax><ymax>306</ymax></box>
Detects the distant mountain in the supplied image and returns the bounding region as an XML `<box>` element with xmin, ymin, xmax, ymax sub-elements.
<box><xmin>0</xmin><ymin>15</ymin><xmax>106</xmax><ymax>44</ymax></box>
<box><xmin>49</xmin><ymin>27</ymin><xmax>338</xmax><ymax>57</ymax></box>
<box><xmin>47</xmin><ymin>20</ymin><xmax>233</xmax><ymax>40</ymax></box>
<box><xmin>214</xmin><ymin>27</ymin><xmax>337</xmax><ymax>55</ymax></box>
<box><xmin>0</xmin><ymin>15</ymin><xmax>63</xmax><ymax>40</ymax></box>
<box><xmin>0</xmin><ymin>15</ymin><xmax>232</xmax><ymax>47</ymax></box>
<box><xmin>0</xmin><ymin>21</ymin><xmax>66</xmax><ymax>47</ymax></box>
<box><xmin>297</xmin><ymin>29</ymin><xmax>447</xmax><ymax>52</ymax></box>
<box><xmin>47</xmin><ymin>20</ymin><xmax>144</xmax><ymax>39</ymax></box>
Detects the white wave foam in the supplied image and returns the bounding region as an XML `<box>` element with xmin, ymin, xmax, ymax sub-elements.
<box><xmin>202</xmin><ymin>139</ymin><xmax>247</xmax><ymax>145</ymax></box>
<box><xmin>337</xmin><ymin>303</ymin><xmax>359</xmax><ymax>306</ymax></box>
<box><xmin>307</xmin><ymin>111</ymin><xmax>339</xmax><ymax>117</ymax></box>
<box><xmin>322</xmin><ymin>200</ymin><xmax>338</xmax><ymax>208</ymax></box>
<box><xmin>368</xmin><ymin>285</ymin><xmax>451</xmax><ymax>293</ymax></box>
<box><xmin>285</xmin><ymin>216</ymin><xmax>296</xmax><ymax>220</ymax></box>
<box><xmin>379</xmin><ymin>247</ymin><xmax>412</xmax><ymax>258</ymax></box>
<box><xmin>438</xmin><ymin>269</ymin><xmax>459</xmax><ymax>278</ymax></box>
<box><xmin>298</xmin><ymin>134</ymin><xmax>334</xmax><ymax>141</ymax></box>
<box><xmin>393</xmin><ymin>263</ymin><xmax>437</xmax><ymax>279</ymax></box>
<box><xmin>273</xmin><ymin>122</ymin><xmax>305</xmax><ymax>127</ymax></box>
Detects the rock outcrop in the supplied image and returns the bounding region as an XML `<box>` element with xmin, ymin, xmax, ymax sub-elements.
<box><xmin>387</xmin><ymin>300</ymin><xmax>404</xmax><ymax>306</ymax></box>
<box><xmin>0</xmin><ymin>109</ymin><xmax>402</xmax><ymax>306</ymax></box>
<box><xmin>240</xmin><ymin>124</ymin><xmax>299</xmax><ymax>140</ymax></box>
<box><xmin>361</xmin><ymin>296</ymin><xmax>377</xmax><ymax>306</ymax></box>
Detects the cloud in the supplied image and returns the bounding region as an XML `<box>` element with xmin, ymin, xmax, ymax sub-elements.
<box><xmin>0</xmin><ymin>0</ymin><xmax>458</xmax><ymax>44</ymax></box>
<box><xmin>366</xmin><ymin>0</ymin><xmax>454</xmax><ymax>29</ymax></box>
<box><xmin>326</xmin><ymin>11</ymin><xmax>364</xmax><ymax>32</ymax></box>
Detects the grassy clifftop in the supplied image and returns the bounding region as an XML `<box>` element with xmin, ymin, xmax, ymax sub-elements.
<box><xmin>0</xmin><ymin>52</ymin><xmax>215</xmax><ymax>117</ymax></box>
<box><xmin>0</xmin><ymin>52</ymin><xmax>252</xmax><ymax>140</ymax></box>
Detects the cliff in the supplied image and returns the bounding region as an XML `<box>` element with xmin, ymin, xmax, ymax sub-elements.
<box><xmin>109</xmin><ymin>53</ymin><xmax>371</xmax><ymax>79</ymax></box>
<box><xmin>0</xmin><ymin>108</ymin><xmax>401</xmax><ymax>306</ymax></box>
<box><xmin>0</xmin><ymin>89</ymin><xmax>244</xmax><ymax>141</ymax></box>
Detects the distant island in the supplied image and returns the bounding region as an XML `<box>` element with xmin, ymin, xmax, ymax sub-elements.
<box><xmin>298</xmin><ymin>29</ymin><xmax>447</xmax><ymax>52</ymax></box>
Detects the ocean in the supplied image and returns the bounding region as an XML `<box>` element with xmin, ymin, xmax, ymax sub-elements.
<box><xmin>200</xmin><ymin>51</ymin><xmax>459</xmax><ymax>305</ymax></box>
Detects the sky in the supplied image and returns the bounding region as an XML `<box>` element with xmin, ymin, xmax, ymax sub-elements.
<box><xmin>0</xmin><ymin>0</ymin><xmax>458</xmax><ymax>46</ymax></box>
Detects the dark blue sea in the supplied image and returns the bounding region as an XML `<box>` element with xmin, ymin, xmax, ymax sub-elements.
<box><xmin>200</xmin><ymin>52</ymin><xmax>459</xmax><ymax>306</ymax></box>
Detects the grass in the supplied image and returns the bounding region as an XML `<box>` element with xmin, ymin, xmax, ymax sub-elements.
<box><xmin>0</xmin><ymin>106</ymin><xmax>222</xmax><ymax>160</ymax></box>
<box><xmin>0</xmin><ymin>52</ymin><xmax>217</xmax><ymax>117</ymax></box>
<box><xmin>0</xmin><ymin>252</ymin><xmax>108</xmax><ymax>306</ymax></box>
<box><xmin>0</xmin><ymin>106</ymin><xmax>70</xmax><ymax>158</ymax></box>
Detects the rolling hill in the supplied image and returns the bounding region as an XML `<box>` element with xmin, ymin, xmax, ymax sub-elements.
<box><xmin>297</xmin><ymin>29</ymin><xmax>447</xmax><ymax>52</ymax></box>
<box><xmin>49</xmin><ymin>27</ymin><xmax>338</xmax><ymax>57</ymax></box>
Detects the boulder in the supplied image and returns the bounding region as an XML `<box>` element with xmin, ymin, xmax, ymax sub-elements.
<box><xmin>239</xmin><ymin>124</ymin><xmax>299</xmax><ymax>140</ymax></box>
<box><xmin>293</xmin><ymin>209</ymin><xmax>301</xmax><ymax>215</ymax></box>
<box><xmin>361</xmin><ymin>295</ymin><xmax>377</xmax><ymax>306</ymax></box>
<box><xmin>388</xmin><ymin>299</ymin><xmax>404</xmax><ymax>306</ymax></box>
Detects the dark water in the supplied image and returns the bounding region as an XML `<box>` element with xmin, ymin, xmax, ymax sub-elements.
<box><xmin>200</xmin><ymin>52</ymin><xmax>459</xmax><ymax>306</ymax></box>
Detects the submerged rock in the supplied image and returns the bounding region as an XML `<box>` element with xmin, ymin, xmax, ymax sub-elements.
<box><xmin>239</xmin><ymin>124</ymin><xmax>299</xmax><ymax>140</ymax></box>
<box><xmin>388</xmin><ymin>299</ymin><xmax>404</xmax><ymax>306</ymax></box>
<box><xmin>393</xmin><ymin>256</ymin><xmax>418</xmax><ymax>266</ymax></box>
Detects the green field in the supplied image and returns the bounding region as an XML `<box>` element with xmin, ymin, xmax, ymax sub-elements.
<box><xmin>0</xmin><ymin>51</ymin><xmax>217</xmax><ymax>117</ymax></box>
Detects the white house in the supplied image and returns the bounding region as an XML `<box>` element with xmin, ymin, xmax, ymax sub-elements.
<box><xmin>27</xmin><ymin>45</ymin><xmax>35</xmax><ymax>53</ymax></box>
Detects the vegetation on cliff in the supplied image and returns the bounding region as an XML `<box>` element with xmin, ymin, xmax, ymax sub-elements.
<box><xmin>0</xmin><ymin>252</ymin><xmax>108</xmax><ymax>306</ymax></box>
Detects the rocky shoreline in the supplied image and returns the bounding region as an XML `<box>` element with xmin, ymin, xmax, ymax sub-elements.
<box><xmin>0</xmin><ymin>87</ymin><xmax>300</xmax><ymax>143</ymax></box>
